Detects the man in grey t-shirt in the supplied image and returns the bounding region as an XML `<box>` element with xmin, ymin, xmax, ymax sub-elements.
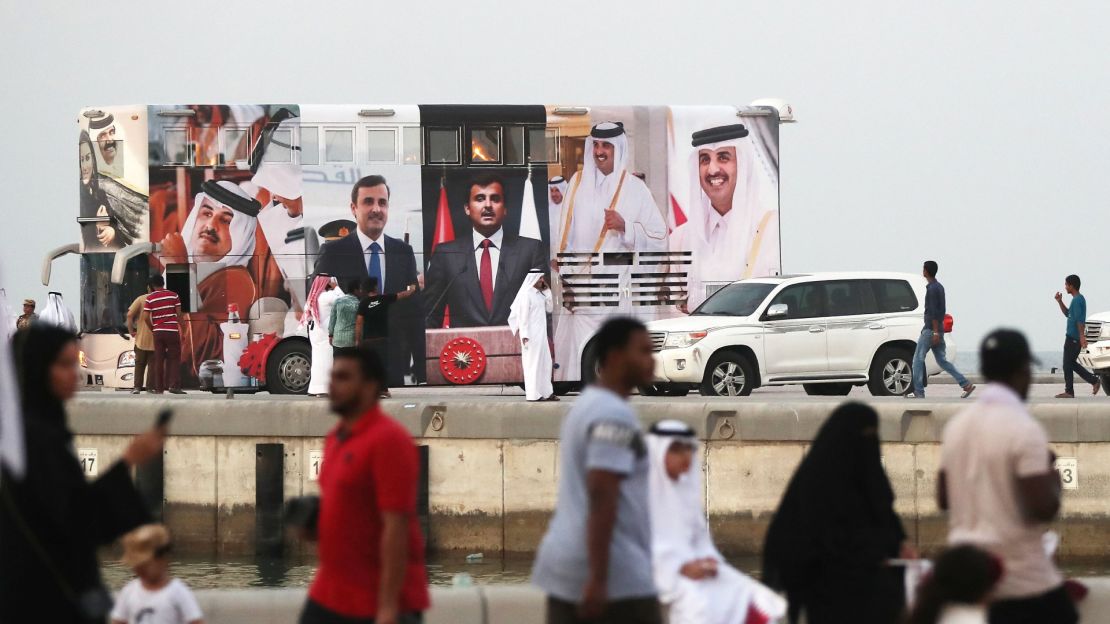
<box><xmin>532</xmin><ymin>317</ymin><xmax>661</xmax><ymax>624</ymax></box>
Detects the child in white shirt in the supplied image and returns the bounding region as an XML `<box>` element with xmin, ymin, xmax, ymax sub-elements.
<box><xmin>111</xmin><ymin>524</ymin><xmax>204</xmax><ymax>624</ymax></box>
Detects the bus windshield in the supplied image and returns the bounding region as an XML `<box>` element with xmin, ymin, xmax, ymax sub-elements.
<box><xmin>692</xmin><ymin>282</ymin><xmax>777</xmax><ymax>317</ymax></box>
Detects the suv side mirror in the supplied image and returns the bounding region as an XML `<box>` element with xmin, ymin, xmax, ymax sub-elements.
<box><xmin>766</xmin><ymin>303</ymin><xmax>789</xmax><ymax>318</ymax></box>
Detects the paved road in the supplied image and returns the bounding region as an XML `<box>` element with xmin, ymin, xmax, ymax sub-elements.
<box><xmin>80</xmin><ymin>381</ymin><xmax>1106</xmax><ymax>404</ymax></box>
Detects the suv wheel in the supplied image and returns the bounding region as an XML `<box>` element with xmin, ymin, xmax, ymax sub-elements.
<box><xmin>803</xmin><ymin>383</ymin><xmax>852</xmax><ymax>396</ymax></box>
<box><xmin>700</xmin><ymin>351</ymin><xmax>755</xmax><ymax>397</ymax></box>
<box><xmin>868</xmin><ymin>347</ymin><xmax>914</xmax><ymax>397</ymax></box>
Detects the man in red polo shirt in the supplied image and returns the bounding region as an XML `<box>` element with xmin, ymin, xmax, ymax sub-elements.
<box><xmin>300</xmin><ymin>346</ymin><xmax>429</xmax><ymax>624</ymax></box>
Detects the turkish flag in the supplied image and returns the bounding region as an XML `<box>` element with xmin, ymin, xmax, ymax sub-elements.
<box><xmin>431</xmin><ymin>184</ymin><xmax>456</xmax><ymax>328</ymax></box>
<box><xmin>669</xmin><ymin>193</ymin><xmax>687</xmax><ymax>233</ymax></box>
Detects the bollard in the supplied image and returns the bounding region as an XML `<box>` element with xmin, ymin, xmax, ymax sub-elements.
<box><xmin>418</xmin><ymin>445</ymin><xmax>430</xmax><ymax>544</ymax></box>
<box><xmin>255</xmin><ymin>443</ymin><xmax>284</xmax><ymax>558</ymax></box>
<box><xmin>134</xmin><ymin>450</ymin><xmax>165</xmax><ymax>521</ymax></box>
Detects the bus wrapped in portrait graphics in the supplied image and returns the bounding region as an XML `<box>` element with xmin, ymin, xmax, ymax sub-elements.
<box><xmin>53</xmin><ymin>103</ymin><xmax>784</xmax><ymax>393</ymax></box>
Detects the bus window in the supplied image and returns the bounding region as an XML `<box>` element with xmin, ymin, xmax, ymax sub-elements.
<box><xmin>470</xmin><ymin>127</ymin><xmax>501</xmax><ymax>164</ymax></box>
<box><xmin>504</xmin><ymin>126</ymin><xmax>525</xmax><ymax>165</ymax></box>
<box><xmin>263</xmin><ymin>127</ymin><xmax>294</xmax><ymax>163</ymax></box>
<box><xmin>427</xmin><ymin>127</ymin><xmax>460</xmax><ymax>164</ymax></box>
<box><xmin>299</xmin><ymin>126</ymin><xmax>320</xmax><ymax>165</ymax></box>
<box><xmin>528</xmin><ymin>127</ymin><xmax>559</xmax><ymax>163</ymax></box>
<box><xmin>220</xmin><ymin>126</ymin><xmax>251</xmax><ymax>167</ymax></box>
<box><xmin>164</xmin><ymin>128</ymin><xmax>190</xmax><ymax>165</ymax></box>
<box><xmin>324</xmin><ymin>128</ymin><xmax>355</xmax><ymax>163</ymax></box>
<box><xmin>402</xmin><ymin>126</ymin><xmax>422</xmax><ymax>164</ymax></box>
<box><xmin>367</xmin><ymin>128</ymin><xmax>397</xmax><ymax>163</ymax></box>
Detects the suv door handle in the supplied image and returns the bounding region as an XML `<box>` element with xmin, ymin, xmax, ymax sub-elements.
<box><xmin>868</xmin><ymin>323</ymin><xmax>885</xmax><ymax>330</ymax></box>
<box><xmin>808</xmin><ymin>325</ymin><xmax>825</xmax><ymax>333</ymax></box>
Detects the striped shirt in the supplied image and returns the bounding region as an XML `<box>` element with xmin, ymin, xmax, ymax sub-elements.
<box><xmin>143</xmin><ymin>288</ymin><xmax>182</xmax><ymax>333</ymax></box>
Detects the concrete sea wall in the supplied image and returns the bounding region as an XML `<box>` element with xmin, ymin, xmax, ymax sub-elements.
<box><xmin>69</xmin><ymin>395</ymin><xmax>1110</xmax><ymax>558</ymax></box>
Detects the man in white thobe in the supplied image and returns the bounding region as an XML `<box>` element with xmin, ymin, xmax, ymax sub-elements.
<box><xmin>303</xmin><ymin>274</ymin><xmax>343</xmax><ymax>396</ymax></box>
<box><xmin>552</xmin><ymin>122</ymin><xmax>667</xmax><ymax>381</ymax></box>
<box><xmin>547</xmin><ymin>175</ymin><xmax>568</xmax><ymax>261</ymax></box>
<box><xmin>508</xmin><ymin>270</ymin><xmax>554</xmax><ymax>401</ymax></box>
<box><xmin>646</xmin><ymin>420</ymin><xmax>786</xmax><ymax>624</ymax></box>
<box><xmin>669</xmin><ymin>124</ymin><xmax>780</xmax><ymax>312</ymax></box>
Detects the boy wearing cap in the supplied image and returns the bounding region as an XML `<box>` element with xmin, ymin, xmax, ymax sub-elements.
<box><xmin>111</xmin><ymin>524</ymin><xmax>203</xmax><ymax>624</ymax></box>
<box><xmin>937</xmin><ymin>330</ymin><xmax>1076</xmax><ymax>623</ymax></box>
<box><xmin>16</xmin><ymin>299</ymin><xmax>36</xmax><ymax>331</ymax></box>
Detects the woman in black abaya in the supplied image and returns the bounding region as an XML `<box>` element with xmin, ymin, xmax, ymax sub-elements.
<box><xmin>0</xmin><ymin>325</ymin><xmax>164</xmax><ymax>622</ymax></box>
<box><xmin>762</xmin><ymin>402</ymin><xmax>914</xmax><ymax>624</ymax></box>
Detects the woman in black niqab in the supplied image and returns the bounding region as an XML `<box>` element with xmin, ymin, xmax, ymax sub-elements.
<box><xmin>762</xmin><ymin>402</ymin><xmax>910</xmax><ymax>624</ymax></box>
<box><xmin>0</xmin><ymin>324</ymin><xmax>162</xmax><ymax>622</ymax></box>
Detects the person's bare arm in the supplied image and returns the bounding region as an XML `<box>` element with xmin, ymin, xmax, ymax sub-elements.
<box><xmin>1018</xmin><ymin>471</ymin><xmax>1062</xmax><ymax>523</ymax></box>
<box><xmin>580</xmin><ymin>469</ymin><xmax>622</xmax><ymax>619</ymax></box>
<box><xmin>937</xmin><ymin>470</ymin><xmax>948</xmax><ymax>511</ymax></box>
<box><xmin>126</xmin><ymin>305</ymin><xmax>139</xmax><ymax>335</ymax></box>
<box><xmin>376</xmin><ymin>511</ymin><xmax>407</xmax><ymax>624</ymax></box>
<box><xmin>355</xmin><ymin>315</ymin><xmax>363</xmax><ymax>344</ymax></box>
<box><xmin>1056</xmin><ymin>293</ymin><xmax>1069</xmax><ymax>316</ymax></box>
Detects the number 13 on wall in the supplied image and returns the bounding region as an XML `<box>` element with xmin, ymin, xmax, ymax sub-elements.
<box><xmin>1054</xmin><ymin>457</ymin><xmax>1078</xmax><ymax>491</ymax></box>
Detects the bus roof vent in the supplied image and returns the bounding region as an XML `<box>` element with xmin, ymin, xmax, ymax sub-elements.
<box><xmin>82</xmin><ymin>109</ymin><xmax>108</xmax><ymax>120</ymax></box>
<box><xmin>553</xmin><ymin>107</ymin><xmax>589</xmax><ymax>116</ymax></box>
<box><xmin>157</xmin><ymin>109</ymin><xmax>197</xmax><ymax>118</ymax></box>
<box><xmin>359</xmin><ymin>108</ymin><xmax>396</xmax><ymax>117</ymax></box>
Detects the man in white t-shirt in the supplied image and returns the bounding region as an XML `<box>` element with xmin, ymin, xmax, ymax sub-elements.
<box><xmin>937</xmin><ymin>329</ymin><xmax>1077</xmax><ymax>624</ymax></box>
<box><xmin>111</xmin><ymin>524</ymin><xmax>204</xmax><ymax>624</ymax></box>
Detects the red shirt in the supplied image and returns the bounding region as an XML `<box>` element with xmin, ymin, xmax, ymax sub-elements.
<box><xmin>142</xmin><ymin>288</ymin><xmax>181</xmax><ymax>333</ymax></box>
<box><xmin>308</xmin><ymin>406</ymin><xmax>429</xmax><ymax>617</ymax></box>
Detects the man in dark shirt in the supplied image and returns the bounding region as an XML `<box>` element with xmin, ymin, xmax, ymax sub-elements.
<box><xmin>356</xmin><ymin>277</ymin><xmax>413</xmax><ymax>398</ymax></box>
<box><xmin>910</xmin><ymin>260</ymin><xmax>975</xmax><ymax>399</ymax></box>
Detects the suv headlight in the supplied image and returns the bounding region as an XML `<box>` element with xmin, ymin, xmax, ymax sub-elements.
<box><xmin>117</xmin><ymin>350</ymin><xmax>136</xmax><ymax>368</ymax></box>
<box><xmin>663</xmin><ymin>331</ymin><xmax>708</xmax><ymax>349</ymax></box>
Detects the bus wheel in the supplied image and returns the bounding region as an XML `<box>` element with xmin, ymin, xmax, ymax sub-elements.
<box><xmin>579</xmin><ymin>340</ymin><xmax>601</xmax><ymax>386</ymax></box>
<box><xmin>266</xmin><ymin>340</ymin><xmax>311</xmax><ymax>395</ymax></box>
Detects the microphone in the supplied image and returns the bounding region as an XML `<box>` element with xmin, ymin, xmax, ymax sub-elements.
<box><xmin>424</xmin><ymin>260</ymin><xmax>468</xmax><ymax>323</ymax></box>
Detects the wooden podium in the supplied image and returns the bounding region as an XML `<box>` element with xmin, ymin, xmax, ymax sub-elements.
<box><xmin>425</xmin><ymin>326</ymin><xmax>524</xmax><ymax>385</ymax></box>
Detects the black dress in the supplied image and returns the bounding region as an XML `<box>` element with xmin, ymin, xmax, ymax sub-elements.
<box><xmin>762</xmin><ymin>402</ymin><xmax>907</xmax><ymax>624</ymax></box>
<box><xmin>0</xmin><ymin>326</ymin><xmax>149</xmax><ymax>622</ymax></box>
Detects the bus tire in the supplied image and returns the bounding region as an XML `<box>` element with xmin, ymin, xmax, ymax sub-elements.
<box><xmin>266</xmin><ymin>340</ymin><xmax>312</xmax><ymax>395</ymax></box>
<box><xmin>580</xmin><ymin>340</ymin><xmax>601</xmax><ymax>386</ymax></box>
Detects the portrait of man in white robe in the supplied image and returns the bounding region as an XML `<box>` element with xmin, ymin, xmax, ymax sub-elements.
<box><xmin>669</xmin><ymin>120</ymin><xmax>780</xmax><ymax>312</ymax></box>
<box><xmin>551</xmin><ymin>121</ymin><xmax>667</xmax><ymax>381</ymax></box>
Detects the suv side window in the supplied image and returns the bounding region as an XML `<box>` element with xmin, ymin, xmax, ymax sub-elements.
<box><xmin>872</xmin><ymin>279</ymin><xmax>918</xmax><ymax>312</ymax></box>
<box><xmin>766</xmin><ymin>283</ymin><xmax>825</xmax><ymax>320</ymax></box>
<box><xmin>823</xmin><ymin>280</ymin><xmax>865</xmax><ymax>316</ymax></box>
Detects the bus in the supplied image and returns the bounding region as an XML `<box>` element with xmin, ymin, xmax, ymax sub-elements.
<box><xmin>45</xmin><ymin>102</ymin><xmax>792</xmax><ymax>394</ymax></box>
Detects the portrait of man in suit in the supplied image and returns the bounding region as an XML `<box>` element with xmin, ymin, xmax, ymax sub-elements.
<box><xmin>424</xmin><ymin>173</ymin><xmax>546</xmax><ymax>328</ymax></box>
<box><xmin>314</xmin><ymin>175</ymin><xmax>425</xmax><ymax>384</ymax></box>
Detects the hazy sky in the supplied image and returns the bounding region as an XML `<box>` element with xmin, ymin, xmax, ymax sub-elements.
<box><xmin>2</xmin><ymin>0</ymin><xmax>1108</xmax><ymax>355</ymax></box>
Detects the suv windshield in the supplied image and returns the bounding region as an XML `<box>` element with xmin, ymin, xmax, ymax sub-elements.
<box><xmin>692</xmin><ymin>282</ymin><xmax>777</xmax><ymax>317</ymax></box>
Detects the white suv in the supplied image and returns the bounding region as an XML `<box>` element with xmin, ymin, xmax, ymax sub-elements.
<box><xmin>646</xmin><ymin>272</ymin><xmax>953</xmax><ymax>397</ymax></box>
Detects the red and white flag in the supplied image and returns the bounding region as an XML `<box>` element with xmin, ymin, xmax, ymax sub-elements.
<box><xmin>431</xmin><ymin>182</ymin><xmax>456</xmax><ymax>328</ymax></box>
<box><xmin>668</xmin><ymin>193</ymin><xmax>687</xmax><ymax>233</ymax></box>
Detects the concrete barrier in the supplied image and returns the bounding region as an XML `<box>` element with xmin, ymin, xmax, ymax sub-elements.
<box><xmin>189</xmin><ymin>582</ymin><xmax>1110</xmax><ymax>624</ymax></box>
<box><xmin>70</xmin><ymin>396</ymin><xmax>1110</xmax><ymax>557</ymax></box>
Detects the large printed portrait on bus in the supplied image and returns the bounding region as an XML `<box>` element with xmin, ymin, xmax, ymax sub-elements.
<box><xmin>667</xmin><ymin>106</ymin><xmax>781</xmax><ymax>312</ymax></box>
<box><xmin>147</xmin><ymin>104</ymin><xmax>306</xmax><ymax>387</ymax></box>
<box><xmin>301</xmin><ymin>105</ymin><xmax>426</xmax><ymax>387</ymax></box>
<box><xmin>79</xmin><ymin>107</ymin><xmax>150</xmax><ymax>253</ymax></box>
<box><xmin>546</xmin><ymin>106</ymin><xmax>676</xmax><ymax>382</ymax></box>
<box><xmin>417</xmin><ymin>105</ymin><xmax>551</xmax><ymax>384</ymax></box>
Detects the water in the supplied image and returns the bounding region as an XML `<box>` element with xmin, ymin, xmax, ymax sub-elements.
<box><xmin>101</xmin><ymin>553</ymin><xmax>1110</xmax><ymax>590</ymax></box>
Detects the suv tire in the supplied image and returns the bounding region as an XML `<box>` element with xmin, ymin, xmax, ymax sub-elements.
<box><xmin>868</xmin><ymin>346</ymin><xmax>914</xmax><ymax>397</ymax></box>
<box><xmin>803</xmin><ymin>383</ymin><xmax>852</xmax><ymax>396</ymax></box>
<box><xmin>699</xmin><ymin>351</ymin><xmax>755</xmax><ymax>397</ymax></box>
